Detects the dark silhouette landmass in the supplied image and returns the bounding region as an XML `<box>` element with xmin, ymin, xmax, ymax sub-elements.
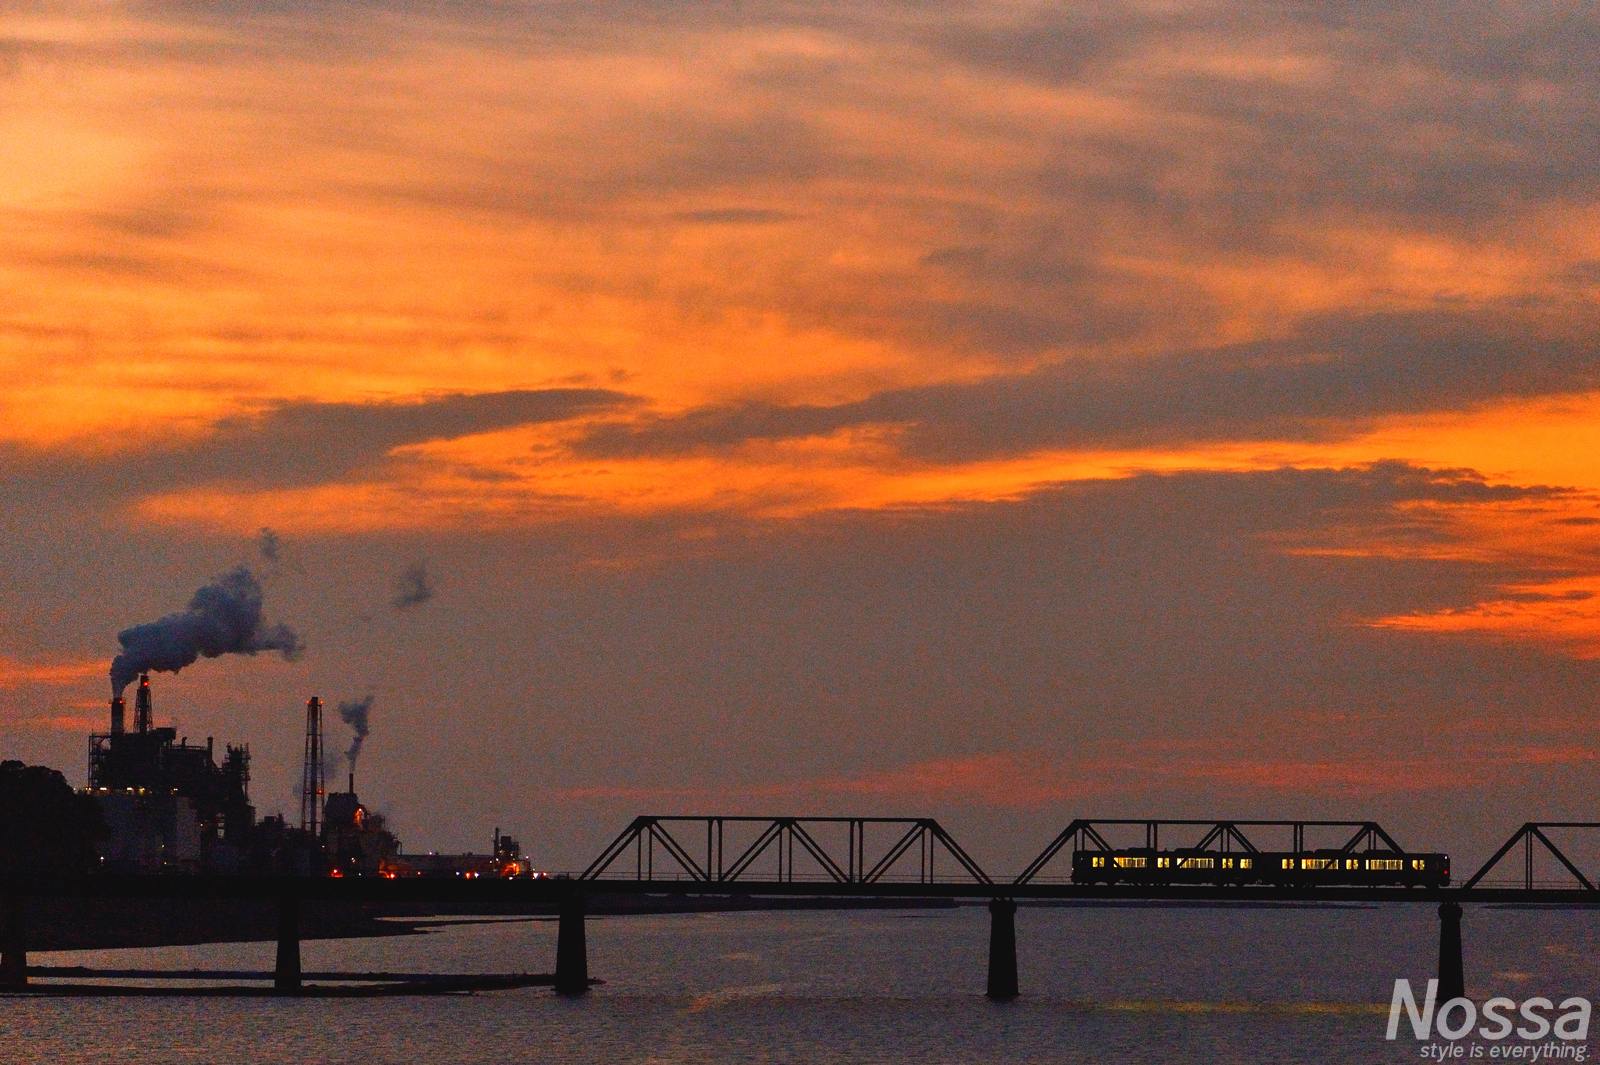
<box><xmin>0</xmin><ymin>761</ymin><xmax>108</xmax><ymax>875</ymax></box>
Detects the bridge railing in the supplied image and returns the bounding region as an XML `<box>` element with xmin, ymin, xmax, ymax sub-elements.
<box><xmin>1012</xmin><ymin>819</ymin><xmax>1409</xmax><ymax>885</ymax></box>
<box><xmin>579</xmin><ymin>816</ymin><xmax>993</xmax><ymax>885</ymax></box>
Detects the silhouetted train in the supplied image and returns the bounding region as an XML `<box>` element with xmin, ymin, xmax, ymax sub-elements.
<box><xmin>1071</xmin><ymin>849</ymin><xmax>1450</xmax><ymax>887</ymax></box>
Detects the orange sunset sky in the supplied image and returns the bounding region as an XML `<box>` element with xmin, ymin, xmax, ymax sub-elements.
<box><xmin>3</xmin><ymin>0</ymin><xmax>1600</xmax><ymax>867</ymax></box>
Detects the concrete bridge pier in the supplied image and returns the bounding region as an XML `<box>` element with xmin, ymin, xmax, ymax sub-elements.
<box><xmin>986</xmin><ymin>897</ymin><xmax>1019</xmax><ymax>1001</ymax></box>
<box><xmin>274</xmin><ymin>894</ymin><xmax>302</xmax><ymax>995</ymax></box>
<box><xmin>0</xmin><ymin>893</ymin><xmax>25</xmax><ymax>990</ymax></box>
<box><xmin>554</xmin><ymin>892</ymin><xmax>589</xmax><ymax>995</ymax></box>
<box><xmin>1437</xmin><ymin>902</ymin><xmax>1464</xmax><ymax>1002</ymax></box>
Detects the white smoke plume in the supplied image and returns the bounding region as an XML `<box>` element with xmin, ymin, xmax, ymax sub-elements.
<box><xmin>109</xmin><ymin>566</ymin><xmax>303</xmax><ymax>696</ymax></box>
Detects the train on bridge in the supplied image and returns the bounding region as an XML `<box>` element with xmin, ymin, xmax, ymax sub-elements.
<box><xmin>1009</xmin><ymin>819</ymin><xmax>1456</xmax><ymax>889</ymax></box>
<box><xmin>1069</xmin><ymin>848</ymin><xmax>1450</xmax><ymax>887</ymax></box>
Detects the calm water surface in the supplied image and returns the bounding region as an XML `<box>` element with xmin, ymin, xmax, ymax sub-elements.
<box><xmin>3</xmin><ymin>903</ymin><xmax>1598</xmax><ymax>1064</ymax></box>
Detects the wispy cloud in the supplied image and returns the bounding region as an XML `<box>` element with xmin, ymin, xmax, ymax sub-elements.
<box><xmin>0</xmin><ymin>656</ymin><xmax>103</xmax><ymax>689</ymax></box>
<box><xmin>2</xmin><ymin>388</ymin><xmax>637</xmax><ymax>508</ymax></box>
<box><xmin>554</xmin><ymin>745</ymin><xmax>1538</xmax><ymax>809</ymax></box>
<box><xmin>573</xmin><ymin>308</ymin><xmax>1600</xmax><ymax>462</ymax></box>
<box><xmin>7</xmin><ymin>0</ymin><xmax>1600</xmax><ymax>460</ymax></box>
<box><xmin>1372</xmin><ymin>577</ymin><xmax>1600</xmax><ymax>659</ymax></box>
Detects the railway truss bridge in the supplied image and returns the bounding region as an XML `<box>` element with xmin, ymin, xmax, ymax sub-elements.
<box><xmin>3</xmin><ymin>815</ymin><xmax>1599</xmax><ymax>999</ymax></box>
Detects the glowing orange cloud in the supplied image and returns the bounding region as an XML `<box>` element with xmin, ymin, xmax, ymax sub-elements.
<box><xmin>0</xmin><ymin>656</ymin><xmax>103</xmax><ymax>689</ymax></box>
<box><xmin>1372</xmin><ymin>578</ymin><xmax>1600</xmax><ymax>659</ymax></box>
<box><xmin>6</xmin><ymin>3</ymin><xmax>1599</xmax><ymax>454</ymax></box>
<box><xmin>9</xmin><ymin>0</ymin><xmax>1600</xmax><ymax>673</ymax></box>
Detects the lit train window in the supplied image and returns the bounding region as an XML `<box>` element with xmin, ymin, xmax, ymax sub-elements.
<box><xmin>1177</xmin><ymin>858</ymin><xmax>1214</xmax><ymax>869</ymax></box>
<box><xmin>1239</xmin><ymin>858</ymin><xmax>1252</xmax><ymax>869</ymax></box>
<box><xmin>1156</xmin><ymin>857</ymin><xmax>1170</xmax><ymax>868</ymax></box>
<box><xmin>1282</xmin><ymin>858</ymin><xmax>1292</xmax><ymax>869</ymax></box>
<box><xmin>1221</xmin><ymin>858</ymin><xmax>1234</xmax><ymax>869</ymax></box>
<box><xmin>1368</xmin><ymin>859</ymin><xmax>1403</xmax><ymax>870</ymax></box>
<box><xmin>1114</xmin><ymin>856</ymin><xmax>1147</xmax><ymax>868</ymax></box>
<box><xmin>1300</xmin><ymin>858</ymin><xmax>1337</xmax><ymax>870</ymax></box>
<box><xmin>1412</xmin><ymin>859</ymin><xmax>1425</xmax><ymax>870</ymax></box>
<box><xmin>1345</xmin><ymin>859</ymin><xmax>1359</xmax><ymax>870</ymax></box>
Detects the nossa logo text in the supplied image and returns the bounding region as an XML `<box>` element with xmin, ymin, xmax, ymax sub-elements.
<box><xmin>1388</xmin><ymin>979</ymin><xmax>1591</xmax><ymax>1045</ymax></box>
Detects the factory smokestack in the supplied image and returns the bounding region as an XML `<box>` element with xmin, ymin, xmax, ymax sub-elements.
<box><xmin>109</xmin><ymin>566</ymin><xmax>302</xmax><ymax>697</ymax></box>
<box><xmin>300</xmin><ymin>697</ymin><xmax>325</xmax><ymax>837</ymax></box>
<box><xmin>110</xmin><ymin>696</ymin><xmax>125</xmax><ymax>736</ymax></box>
<box><xmin>134</xmin><ymin>674</ymin><xmax>153</xmax><ymax>734</ymax></box>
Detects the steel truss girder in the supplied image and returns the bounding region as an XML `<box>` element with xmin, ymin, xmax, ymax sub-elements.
<box><xmin>1012</xmin><ymin>820</ymin><xmax>1408</xmax><ymax>885</ymax></box>
<box><xmin>1462</xmin><ymin>822</ymin><xmax>1600</xmax><ymax>892</ymax></box>
<box><xmin>579</xmin><ymin>816</ymin><xmax>993</xmax><ymax>885</ymax></box>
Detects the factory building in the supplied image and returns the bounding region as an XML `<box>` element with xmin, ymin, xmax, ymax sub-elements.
<box><xmin>380</xmin><ymin>831</ymin><xmax>531</xmax><ymax>878</ymax></box>
<box><xmin>323</xmin><ymin>773</ymin><xmax>401</xmax><ymax>876</ymax></box>
<box><xmin>84</xmin><ymin>679</ymin><xmax>397</xmax><ymax>875</ymax></box>
<box><xmin>80</xmin><ymin>677</ymin><xmax>522</xmax><ymax>878</ymax></box>
<box><xmin>298</xmin><ymin>697</ymin><xmax>400</xmax><ymax>876</ymax></box>
<box><xmin>87</xmin><ymin>674</ymin><xmax>254</xmax><ymax>872</ymax></box>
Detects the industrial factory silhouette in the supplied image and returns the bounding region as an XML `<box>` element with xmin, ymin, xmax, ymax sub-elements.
<box><xmin>85</xmin><ymin>673</ymin><xmax>525</xmax><ymax>879</ymax></box>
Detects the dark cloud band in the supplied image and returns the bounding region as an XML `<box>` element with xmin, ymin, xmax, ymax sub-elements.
<box><xmin>575</xmin><ymin>307</ymin><xmax>1600</xmax><ymax>461</ymax></box>
<box><xmin>2</xmin><ymin>388</ymin><xmax>638</xmax><ymax>505</ymax></box>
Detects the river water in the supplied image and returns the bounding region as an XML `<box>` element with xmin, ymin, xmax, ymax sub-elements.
<box><xmin>2</xmin><ymin>902</ymin><xmax>1597</xmax><ymax>1063</ymax></box>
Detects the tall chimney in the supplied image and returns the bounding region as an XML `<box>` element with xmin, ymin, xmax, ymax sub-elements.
<box><xmin>110</xmin><ymin>697</ymin><xmax>125</xmax><ymax>736</ymax></box>
<box><xmin>134</xmin><ymin>673</ymin><xmax>153</xmax><ymax>734</ymax></box>
<box><xmin>300</xmin><ymin>697</ymin><xmax>324</xmax><ymax>837</ymax></box>
<box><xmin>348</xmin><ymin>772</ymin><xmax>354</xmax><ymax>796</ymax></box>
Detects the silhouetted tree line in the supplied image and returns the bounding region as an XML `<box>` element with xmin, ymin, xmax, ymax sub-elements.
<box><xmin>0</xmin><ymin>761</ymin><xmax>107</xmax><ymax>874</ymax></box>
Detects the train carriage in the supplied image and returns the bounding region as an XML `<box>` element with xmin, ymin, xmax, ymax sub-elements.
<box><xmin>1071</xmin><ymin>849</ymin><xmax>1448</xmax><ymax>887</ymax></box>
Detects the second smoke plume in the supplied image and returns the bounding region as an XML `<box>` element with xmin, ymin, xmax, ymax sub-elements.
<box><xmin>337</xmin><ymin>695</ymin><xmax>374</xmax><ymax>772</ymax></box>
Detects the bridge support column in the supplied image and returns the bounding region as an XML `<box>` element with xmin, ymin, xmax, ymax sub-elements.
<box><xmin>554</xmin><ymin>893</ymin><xmax>589</xmax><ymax>996</ymax></box>
<box><xmin>986</xmin><ymin>898</ymin><xmax>1018</xmax><ymax>1001</ymax></box>
<box><xmin>0</xmin><ymin>892</ymin><xmax>25</xmax><ymax>991</ymax></box>
<box><xmin>1437</xmin><ymin>902</ymin><xmax>1464</xmax><ymax>1002</ymax></box>
<box><xmin>274</xmin><ymin>894</ymin><xmax>302</xmax><ymax>995</ymax></box>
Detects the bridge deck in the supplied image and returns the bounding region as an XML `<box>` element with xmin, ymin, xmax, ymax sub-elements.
<box><xmin>2</xmin><ymin>875</ymin><xmax>1597</xmax><ymax>906</ymax></box>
